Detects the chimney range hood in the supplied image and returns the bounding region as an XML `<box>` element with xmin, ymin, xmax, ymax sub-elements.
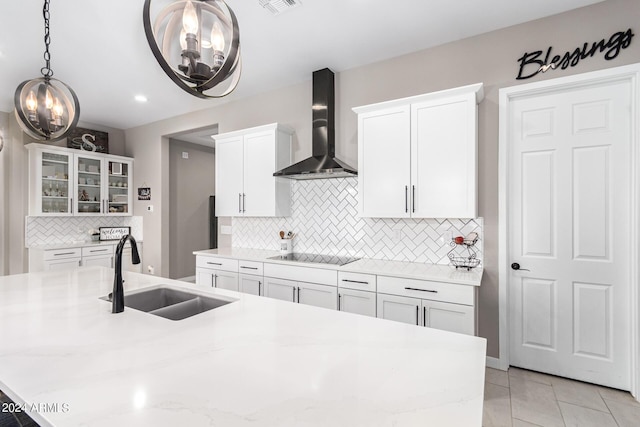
<box><xmin>273</xmin><ymin>68</ymin><xmax>357</xmax><ymax>180</ymax></box>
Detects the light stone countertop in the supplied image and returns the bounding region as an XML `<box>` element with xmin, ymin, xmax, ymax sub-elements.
<box><xmin>0</xmin><ymin>267</ymin><xmax>486</xmax><ymax>426</ymax></box>
<box><xmin>194</xmin><ymin>247</ymin><xmax>483</xmax><ymax>286</ymax></box>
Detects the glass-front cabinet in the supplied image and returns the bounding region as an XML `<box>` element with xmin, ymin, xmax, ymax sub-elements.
<box><xmin>27</xmin><ymin>144</ymin><xmax>133</xmax><ymax>217</ymax></box>
<box><xmin>107</xmin><ymin>159</ymin><xmax>131</xmax><ymax>215</ymax></box>
<box><xmin>38</xmin><ymin>150</ymin><xmax>72</xmax><ymax>215</ymax></box>
<box><xmin>75</xmin><ymin>153</ymin><xmax>104</xmax><ymax>215</ymax></box>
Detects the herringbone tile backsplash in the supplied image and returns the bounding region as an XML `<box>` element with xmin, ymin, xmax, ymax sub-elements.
<box><xmin>233</xmin><ymin>178</ymin><xmax>483</xmax><ymax>265</ymax></box>
<box><xmin>26</xmin><ymin>216</ymin><xmax>143</xmax><ymax>247</ymax></box>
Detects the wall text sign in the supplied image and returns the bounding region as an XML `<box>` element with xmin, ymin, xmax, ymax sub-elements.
<box><xmin>99</xmin><ymin>227</ymin><xmax>131</xmax><ymax>241</ymax></box>
<box><xmin>516</xmin><ymin>29</ymin><xmax>634</xmax><ymax>80</ymax></box>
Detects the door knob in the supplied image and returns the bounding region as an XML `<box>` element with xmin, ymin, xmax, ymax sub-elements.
<box><xmin>511</xmin><ymin>262</ymin><xmax>530</xmax><ymax>272</ymax></box>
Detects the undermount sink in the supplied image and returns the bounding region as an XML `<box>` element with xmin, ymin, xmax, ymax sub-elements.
<box><xmin>101</xmin><ymin>286</ymin><xmax>236</xmax><ymax>320</ymax></box>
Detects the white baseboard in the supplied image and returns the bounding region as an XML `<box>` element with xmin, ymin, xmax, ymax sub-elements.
<box><xmin>177</xmin><ymin>275</ymin><xmax>196</xmax><ymax>283</ymax></box>
<box><xmin>486</xmin><ymin>356</ymin><xmax>507</xmax><ymax>371</ymax></box>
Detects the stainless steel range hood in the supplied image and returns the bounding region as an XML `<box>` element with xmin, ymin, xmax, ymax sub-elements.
<box><xmin>273</xmin><ymin>68</ymin><xmax>357</xmax><ymax>180</ymax></box>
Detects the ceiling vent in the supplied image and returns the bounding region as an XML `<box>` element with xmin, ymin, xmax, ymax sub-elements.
<box><xmin>259</xmin><ymin>0</ymin><xmax>301</xmax><ymax>15</ymax></box>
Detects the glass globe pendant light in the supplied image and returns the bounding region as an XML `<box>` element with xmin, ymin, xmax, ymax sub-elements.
<box><xmin>143</xmin><ymin>0</ymin><xmax>241</xmax><ymax>98</ymax></box>
<box><xmin>14</xmin><ymin>0</ymin><xmax>80</xmax><ymax>141</ymax></box>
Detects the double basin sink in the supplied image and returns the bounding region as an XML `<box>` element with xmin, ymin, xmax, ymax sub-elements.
<box><xmin>102</xmin><ymin>286</ymin><xmax>236</xmax><ymax>321</ymax></box>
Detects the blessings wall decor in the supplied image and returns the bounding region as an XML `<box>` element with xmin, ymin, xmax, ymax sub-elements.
<box><xmin>516</xmin><ymin>28</ymin><xmax>634</xmax><ymax>80</ymax></box>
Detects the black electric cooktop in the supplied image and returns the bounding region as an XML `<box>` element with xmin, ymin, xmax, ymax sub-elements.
<box><xmin>268</xmin><ymin>253</ymin><xmax>359</xmax><ymax>266</ymax></box>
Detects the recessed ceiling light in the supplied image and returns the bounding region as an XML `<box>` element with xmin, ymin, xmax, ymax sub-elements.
<box><xmin>134</xmin><ymin>95</ymin><xmax>148</xmax><ymax>103</ymax></box>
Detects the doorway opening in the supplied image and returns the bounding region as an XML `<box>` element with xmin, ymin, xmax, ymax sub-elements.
<box><xmin>168</xmin><ymin>125</ymin><xmax>218</xmax><ymax>281</ymax></box>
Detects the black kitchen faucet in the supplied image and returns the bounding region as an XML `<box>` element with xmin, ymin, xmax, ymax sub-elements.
<box><xmin>112</xmin><ymin>234</ymin><xmax>141</xmax><ymax>313</ymax></box>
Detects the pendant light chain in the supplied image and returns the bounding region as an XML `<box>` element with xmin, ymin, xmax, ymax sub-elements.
<box><xmin>41</xmin><ymin>0</ymin><xmax>54</xmax><ymax>78</ymax></box>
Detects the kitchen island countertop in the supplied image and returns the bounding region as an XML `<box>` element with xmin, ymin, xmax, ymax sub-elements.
<box><xmin>0</xmin><ymin>267</ymin><xmax>486</xmax><ymax>426</ymax></box>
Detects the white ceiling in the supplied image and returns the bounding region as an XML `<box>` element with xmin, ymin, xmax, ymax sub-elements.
<box><xmin>0</xmin><ymin>0</ymin><xmax>604</xmax><ymax>130</ymax></box>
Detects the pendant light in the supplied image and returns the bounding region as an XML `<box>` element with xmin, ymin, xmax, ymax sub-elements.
<box><xmin>14</xmin><ymin>0</ymin><xmax>80</xmax><ymax>141</ymax></box>
<box><xmin>143</xmin><ymin>0</ymin><xmax>242</xmax><ymax>99</ymax></box>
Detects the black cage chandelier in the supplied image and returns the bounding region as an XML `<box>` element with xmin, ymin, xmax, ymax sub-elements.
<box><xmin>14</xmin><ymin>0</ymin><xmax>80</xmax><ymax>141</ymax></box>
<box><xmin>143</xmin><ymin>0</ymin><xmax>241</xmax><ymax>98</ymax></box>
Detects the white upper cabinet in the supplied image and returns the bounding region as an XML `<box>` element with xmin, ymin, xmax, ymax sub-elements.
<box><xmin>215</xmin><ymin>135</ymin><xmax>244</xmax><ymax>217</ymax></box>
<box><xmin>214</xmin><ymin>123</ymin><xmax>292</xmax><ymax>217</ymax></box>
<box><xmin>27</xmin><ymin>143</ymin><xmax>133</xmax><ymax>216</ymax></box>
<box><xmin>356</xmin><ymin>105</ymin><xmax>411</xmax><ymax>218</ymax></box>
<box><xmin>353</xmin><ymin>83</ymin><xmax>483</xmax><ymax>219</ymax></box>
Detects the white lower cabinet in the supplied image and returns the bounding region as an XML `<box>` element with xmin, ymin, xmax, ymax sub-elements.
<box><xmin>237</xmin><ymin>260</ymin><xmax>263</xmax><ymax>295</ymax></box>
<box><xmin>377</xmin><ymin>294</ymin><xmax>422</xmax><ymax>325</ymax></box>
<box><xmin>81</xmin><ymin>246</ymin><xmax>114</xmax><ymax>268</ymax></box>
<box><xmin>264</xmin><ymin>276</ymin><xmax>338</xmax><ymax>309</ymax></box>
<box><xmin>195</xmin><ymin>256</ymin><xmax>239</xmax><ymax>291</ymax></box>
<box><xmin>195</xmin><ymin>256</ymin><xmax>478</xmax><ymax>335</ymax></box>
<box><xmin>30</xmin><ymin>243</ymin><xmax>141</xmax><ymax>272</ymax></box>
<box><xmin>196</xmin><ymin>269</ymin><xmax>239</xmax><ymax>291</ymax></box>
<box><xmin>45</xmin><ymin>257</ymin><xmax>82</xmax><ymax>271</ymax></box>
<box><xmin>338</xmin><ymin>271</ymin><xmax>377</xmax><ymax>317</ymax></box>
<box><xmin>264</xmin><ymin>277</ymin><xmax>297</xmax><ymax>302</ymax></box>
<box><xmin>377</xmin><ymin>293</ymin><xmax>475</xmax><ymax>335</ymax></box>
<box><xmin>423</xmin><ymin>299</ymin><xmax>474</xmax><ymax>335</ymax></box>
<box><xmin>82</xmin><ymin>255</ymin><xmax>113</xmax><ymax>268</ymax></box>
<box><xmin>239</xmin><ymin>274</ymin><xmax>263</xmax><ymax>296</ymax></box>
<box><xmin>297</xmin><ymin>281</ymin><xmax>337</xmax><ymax>310</ymax></box>
<box><xmin>338</xmin><ymin>288</ymin><xmax>376</xmax><ymax>317</ymax></box>
<box><xmin>376</xmin><ymin>275</ymin><xmax>476</xmax><ymax>335</ymax></box>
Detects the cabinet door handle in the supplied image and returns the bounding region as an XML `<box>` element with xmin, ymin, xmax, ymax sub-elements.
<box><xmin>423</xmin><ymin>306</ymin><xmax>427</xmax><ymax>327</ymax></box>
<box><xmin>338</xmin><ymin>293</ymin><xmax>342</xmax><ymax>311</ymax></box>
<box><xmin>341</xmin><ymin>279</ymin><xmax>369</xmax><ymax>285</ymax></box>
<box><xmin>213</xmin><ymin>274</ymin><xmax>217</xmax><ymax>288</ymax></box>
<box><xmin>54</xmin><ymin>252</ymin><xmax>76</xmax><ymax>256</ymax></box>
<box><xmin>292</xmin><ymin>286</ymin><xmax>296</xmax><ymax>302</ymax></box>
<box><xmin>71</xmin><ymin>198</ymin><xmax>73</xmax><ymax>214</ymax></box>
<box><xmin>405</xmin><ymin>186</ymin><xmax>408</xmax><ymax>213</ymax></box>
<box><xmin>416</xmin><ymin>305</ymin><xmax>419</xmax><ymax>325</ymax></box>
<box><xmin>412</xmin><ymin>185</ymin><xmax>416</xmax><ymax>213</ymax></box>
<box><xmin>242</xmin><ymin>193</ymin><xmax>246</xmax><ymax>213</ymax></box>
<box><xmin>404</xmin><ymin>287</ymin><xmax>438</xmax><ymax>293</ymax></box>
<box><xmin>258</xmin><ymin>281</ymin><xmax>262</xmax><ymax>296</ymax></box>
<box><xmin>111</xmin><ymin>257</ymin><xmax>114</xmax><ymax>268</ymax></box>
<box><xmin>79</xmin><ymin>260</ymin><xmax>82</xmax><ymax>267</ymax></box>
<box><xmin>89</xmin><ymin>248</ymin><xmax>109</xmax><ymax>253</ymax></box>
<box><xmin>238</xmin><ymin>193</ymin><xmax>242</xmax><ymax>213</ymax></box>
<box><xmin>240</xmin><ymin>266</ymin><xmax>258</xmax><ymax>270</ymax></box>
<box><xmin>207</xmin><ymin>262</ymin><xmax>223</xmax><ymax>266</ymax></box>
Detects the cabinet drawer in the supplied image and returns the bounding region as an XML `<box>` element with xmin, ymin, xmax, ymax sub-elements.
<box><xmin>377</xmin><ymin>275</ymin><xmax>474</xmax><ymax>306</ymax></box>
<box><xmin>43</xmin><ymin>247</ymin><xmax>82</xmax><ymax>261</ymax></box>
<box><xmin>264</xmin><ymin>263</ymin><xmax>337</xmax><ymax>286</ymax></box>
<box><xmin>81</xmin><ymin>245</ymin><xmax>114</xmax><ymax>257</ymax></box>
<box><xmin>338</xmin><ymin>271</ymin><xmax>376</xmax><ymax>292</ymax></box>
<box><xmin>196</xmin><ymin>256</ymin><xmax>238</xmax><ymax>272</ymax></box>
<box><xmin>238</xmin><ymin>260</ymin><xmax>263</xmax><ymax>275</ymax></box>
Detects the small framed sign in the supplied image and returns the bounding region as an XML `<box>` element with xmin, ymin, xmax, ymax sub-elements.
<box><xmin>99</xmin><ymin>226</ymin><xmax>131</xmax><ymax>241</ymax></box>
<box><xmin>138</xmin><ymin>187</ymin><xmax>151</xmax><ymax>201</ymax></box>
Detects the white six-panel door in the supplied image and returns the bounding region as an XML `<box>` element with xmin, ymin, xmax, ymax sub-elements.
<box><xmin>508</xmin><ymin>79</ymin><xmax>631</xmax><ymax>389</ymax></box>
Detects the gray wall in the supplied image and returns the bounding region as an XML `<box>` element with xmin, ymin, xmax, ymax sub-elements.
<box><xmin>123</xmin><ymin>0</ymin><xmax>638</xmax><ymax>359</ymax></box>
<box><xmin>169</xmin><ymin>139</ymin><xmax>215</xmax><ymax>280</ymax></box>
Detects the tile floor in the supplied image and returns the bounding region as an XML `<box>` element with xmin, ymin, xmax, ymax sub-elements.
<box><xmin>484</xmin><ymin>367</ymin><xmax>640</xmax><ymax>427</ymax></box>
